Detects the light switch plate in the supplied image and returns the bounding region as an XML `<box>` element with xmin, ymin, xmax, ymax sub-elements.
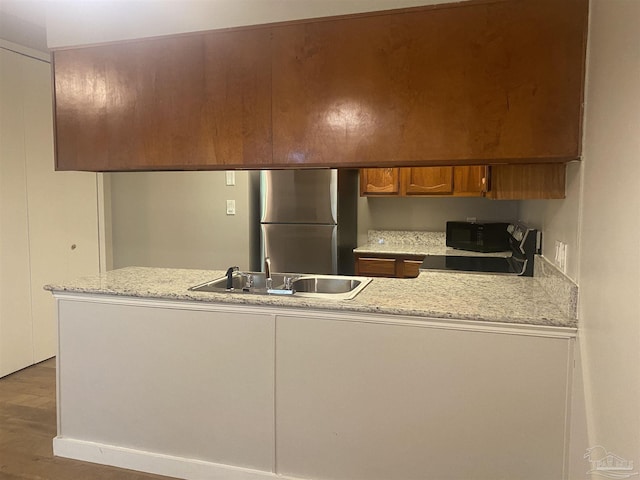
<box><xmin>225</xmin><ymin>171</ymin><xmax>236</xmax><ymax>186</ymax></box>
<box><xmin>226</xmin><ymin>200</ymin><xmax>236</xmax><ymax>215</ymax></box>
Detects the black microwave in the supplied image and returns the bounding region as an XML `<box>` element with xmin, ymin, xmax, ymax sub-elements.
<box><xmin>446</xmin><ymin>222</ymin><xmax>511</xmax><ymax>253</ymax></box>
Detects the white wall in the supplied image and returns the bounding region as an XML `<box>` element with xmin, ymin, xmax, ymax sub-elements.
<box><xmin>518</xmin><ymin>161</ymin><xmax>582</xmax><ymax>281</ymax></box>
<box><xmin>109</xmin><ymin>171</ymin><xmax>252</xmax><ymax>271</ymax></box>
<box><xmin>109</xmin><ymin>172</ymin><xmax>520</xmax><ymax>270</ymax></box>
<box><xmin>46</xmin><ymin>0</ymin><xmax>457</xmax><ymax>48</ymax></box>
<box><xmin>512</xmin><ymin>3</ymin><xmax>640</xmax><ymax>473</ymax></box>
<box><xmin>570</xmin><ymin>1</ymin><xmax>640</xmax><ymax>475</ymax></box>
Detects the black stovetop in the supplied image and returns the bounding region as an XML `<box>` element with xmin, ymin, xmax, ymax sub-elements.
<box><xmin>420</xmin><ymin>255</ymin><xmax>521</xmax><ymax>275</ymax></box>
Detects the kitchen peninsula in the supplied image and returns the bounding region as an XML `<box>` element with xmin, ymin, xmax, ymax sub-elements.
<box><xmin>46</xmin><ymin>264</ymin><xmax>576</xmax><ymax>480</ymax></box>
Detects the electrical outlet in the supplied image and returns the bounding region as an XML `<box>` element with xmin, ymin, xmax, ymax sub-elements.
<box><xmin>466</xmin><ymin>217</ymin><xmax>477</xmax><ymax>223</ymax></box>
<box><xmin>226</xmin><ymin>199</ymin><xmax>236</xmax><ymax>215</ymax></box>
<box><xmin>225</xmin><ymin>171</ymin><xmax>236</xmax><ymax>186</ymax></box>
<box><xmin>554</xmin><ymin>240</ymin><xmax>567</xmax><ymax>273</ymax></box>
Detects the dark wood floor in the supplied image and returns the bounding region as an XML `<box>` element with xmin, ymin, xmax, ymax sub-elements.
<box><xmin>0</xmin><ymin>358</ymin><xmax>173</xmax><ymax>479</ymax></box>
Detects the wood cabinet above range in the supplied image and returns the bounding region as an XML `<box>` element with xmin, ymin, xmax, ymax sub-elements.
<box><xmin>360</xmin><ymin>164</ymin><xmax>567</xmax><ymax>200</ymax></box>
<box><xmin>52</xmin><ymin>0</ymin><xmax>588</xmax><ymax>172</ymax></box>
<box><xmin>361</xmin><ymin>166</ymin><xmax>487</xmax><ymax>197</ymax></box>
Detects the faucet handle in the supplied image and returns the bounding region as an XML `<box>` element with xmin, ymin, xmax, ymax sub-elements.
<box><xmin>284</xmin><ymin>275</ymin><xmax>295</xmax><ymax>291</ymax></box>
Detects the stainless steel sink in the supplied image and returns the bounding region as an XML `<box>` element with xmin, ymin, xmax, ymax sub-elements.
<box><xmin>189</xmin><ymin>272</ymin><xmax>371</xmax><ymax>300</ymax></box>
<box><xmin>290</xmin><ymin>275</ymin><xmax>372</xmax><ymax>300</ymax></box>
<box><xmin>189</xmin><ymin>271</ymin><xmax>287</xmax><ymax>294</ymax></box>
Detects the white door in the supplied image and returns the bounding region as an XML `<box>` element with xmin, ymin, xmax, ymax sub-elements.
<box><xmin>0</xmin><ymin>49</ymin><xmax>34</xmax><ymax>376</ymax></box>
<box><xmin>0</xmin><ymin>45</ymin><xmax>100</xmax><ymax>375</ymax></box>
<box><xmin>22</xmin><ymin>52</ymin><xmax>101</xmax><ymax>363</ymax></box>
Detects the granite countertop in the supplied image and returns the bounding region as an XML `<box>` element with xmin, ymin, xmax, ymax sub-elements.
<box><xmin>45</xmin><ymin>266</ymin><xmax>576</xmax><ymax>329</ymax></box>
<box><xmin>353</xmin><ymin>230</ymin><xmax>511</xmax><ymax>257</ymax></box>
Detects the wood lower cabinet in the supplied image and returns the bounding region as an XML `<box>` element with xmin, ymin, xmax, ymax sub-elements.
<box><xmin>51</xmin><ymin>0</ymin><xmax>587</xmax><ymax>171</ymax></box>
<box><xmin>355</xmin><ymin>253</ymin><xmax>424</xmax><ymax>278</ymax></box>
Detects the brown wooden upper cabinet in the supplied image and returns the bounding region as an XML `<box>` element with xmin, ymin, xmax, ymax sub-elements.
<box><xmin>361</xmin><ymin>166</ymin><xmax>486</xmax><ymax>197</ymax></box>
<box><xmin>361</xmin><ymin>164</ymin><xmax>567</xmax><ymax>199</ymax></box>
<box><xmin>53</xmin><ymin>0</ymin><xmax>588</xmax><ymax>171</ymax></box>
<box><xmin>54</xmin><ymin>28</ymin><xmax>273</xmax><ymax>170</ymax></box>
<box><xmin>270</xmin><ymin>0</ymin><xmax>587</xmax><ymax>168</ymax></box>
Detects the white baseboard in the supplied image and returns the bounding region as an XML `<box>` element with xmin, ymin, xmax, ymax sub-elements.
<box><xmin>53</xmin><ymin>437</ymin><xmax>292</xmax><ymax>480</ymax></box>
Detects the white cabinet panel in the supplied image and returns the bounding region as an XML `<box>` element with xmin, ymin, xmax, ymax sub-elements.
<box><xmin>58</xmin><ymin>299</ymin><xmax>276</xmax><ymax>472</ymax></box>
<box><xmin>275</xmin><ymin>315</ymin><xmax>573</xmax><ymax>480</ymax></box>
<box><xmin>0</xmin><ymin>49</ymin><xmax>34</xmax><ymax>376</ymax></box>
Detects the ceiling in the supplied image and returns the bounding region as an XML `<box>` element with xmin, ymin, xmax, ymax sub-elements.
<box><xmin>0</xmin><ymin>0</ymin><xmax>48</xmax><ymax>51</ymax></box>
<box><xmin>1</xmin><ymin>0</ymin><xmax>47</xmax><ymax>26</ymax></box>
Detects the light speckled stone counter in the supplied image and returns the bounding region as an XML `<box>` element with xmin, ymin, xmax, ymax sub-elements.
<box><xmin>45</xmin><ymin>266</ymin><xmax>576</xmax><ymax>329</ymax></box>
<box><xmin>354</xmin><ymin>230</ymin><xmax>511</xmax><ymax>257</ymax></box>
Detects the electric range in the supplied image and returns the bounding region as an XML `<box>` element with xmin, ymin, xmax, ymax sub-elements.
<box><xmin>420</xmin><ymin>223</ymin><xmax>540</xmax><ymax>276</ymax></box>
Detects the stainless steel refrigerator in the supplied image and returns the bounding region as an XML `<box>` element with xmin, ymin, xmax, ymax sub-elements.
<box><xmin>259</xmin><ymin>169</ymin><xmax>358</xmax><ymax>275</ymax></box>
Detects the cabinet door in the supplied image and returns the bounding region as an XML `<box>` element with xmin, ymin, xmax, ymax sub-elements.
<box><xmin>1</xmin><ymin>49</ymin><xmax>101</xmax><ymax>376</ymax></box>
<box><xmin>401</xmin><ymin>259</ymin><xmax>423</xmax><ymax>278</ymax></box>
<box><xmin>356</xmin><ymin>255</ymin><xmax>423</xmax><ymax>278</ymax></box>
<box><xmin>355</xmin><ymin>257</ymin><xmax>397</xmax><ymax>277</ymax></box>
<box><xmin>359</xmin><ymin>168</ymin><xmax>400</xmax><ymax>196</ymax></box>
<box><xmin>402</xmin><ymin>167</ymin><xmax>453</xmax><ymax>195</ymax></box>
<box><xmin>272</xmin><ymin>0</ymin><xmax>587</xmax><ymax>167</ymax></box>
<box><xmin>23</xmin><ymin>57</ymin><xmax>100</xmax><ymax>362</ymax></box>
<box><xmin>453</xmin><ymin>165</ymin><xmax>487</xmax><ymax>197</ymax></box>
<box><xmin>54</xmin><ymin>28</ymin><xmax>272</xmax><ymax>171</ymax></box>
<box><xmin>275</xmin><ymin>315</ymin><xmax>572</xmax><ymax>480</ymax></box>
<box><xmin>488</xmin><ymin>164</ymin><xmax>566</xmax><ymax>199</ymax></box>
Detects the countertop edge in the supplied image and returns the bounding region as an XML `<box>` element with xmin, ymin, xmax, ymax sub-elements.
<box><xmin>45</xmin><ymin>268</ymin><xmax>577</xmax><ymax>330</ymax></box>
<box><xmin>48</xmin><ymin>288</ymin><xmax>577</xmax><ymax>333</ymax></box>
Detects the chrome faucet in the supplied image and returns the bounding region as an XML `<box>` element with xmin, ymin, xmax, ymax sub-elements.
<box><xmin>225</xmin><ymin>266</ymin><xmax>239</xmax><ymax>289</ymax></box>
<box><xmin>264</xmin><ymin>256</ymin><xmax>272</xmax><ymax>289</ymax></box>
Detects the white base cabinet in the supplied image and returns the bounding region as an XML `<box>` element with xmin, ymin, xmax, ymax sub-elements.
<box><xmin>275</xmin><ymin>314</ymin><xmax>573</xmax><ymax>480</ymax></box>
<box><xmin>57</xmin><ymin>297</ymin><xmax>276</xmax><ymax>473</ymax></box>
<box><xmin>53</xmin><ymin>294</ymin><xmax>575</xmax><ymax>480</ymax></box>
<box><xmin>58</xmin><ymin>300</ymin><xmax>274</xmax><ymax>471</ymax></box>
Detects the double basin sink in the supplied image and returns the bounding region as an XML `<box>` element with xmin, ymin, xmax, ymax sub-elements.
<box><xmin>189</xmin><ymin>271</ymin><xmax>372</xmax><ymax>301</ymax></box>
